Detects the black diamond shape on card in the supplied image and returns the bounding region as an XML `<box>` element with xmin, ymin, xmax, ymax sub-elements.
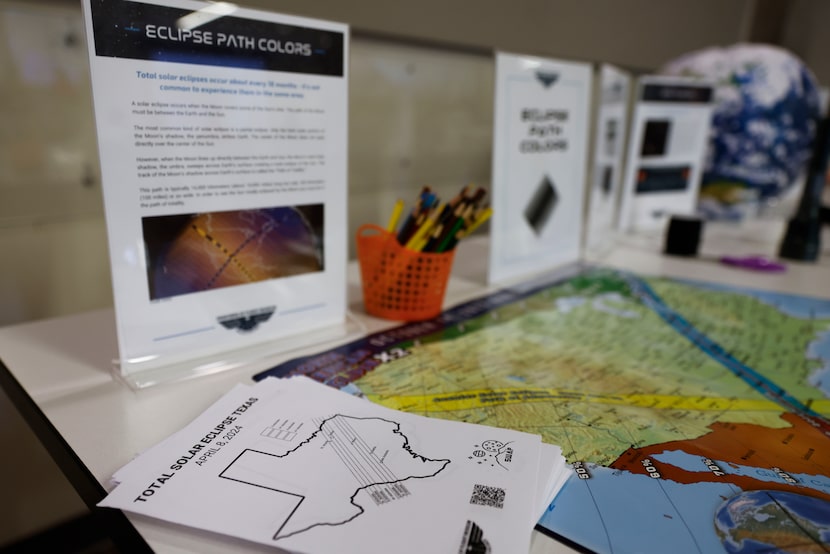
<box><xmin>601</xmin><ymin>166</ymin><xmax>613</xmax><ymax>196</ymax></box>
<box><xmin>524</xmin><ymin>175</ymin><xmax>558</xmax><ymax>235</ymax></box>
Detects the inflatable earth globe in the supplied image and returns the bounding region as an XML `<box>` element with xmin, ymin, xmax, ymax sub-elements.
<box><xmin>661</xmin><ymin>43</ymin><xmax>822</xmax><ymax>219</ymax></box>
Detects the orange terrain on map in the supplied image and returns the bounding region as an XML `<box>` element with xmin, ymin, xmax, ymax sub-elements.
<box><xmin>610</xmin><ymin>412</ymin><xmax>830</xmax><ymax>503</ymax></box>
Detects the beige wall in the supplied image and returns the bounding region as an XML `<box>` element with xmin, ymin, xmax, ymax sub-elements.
<box><xmin>780</xmin><ymin>0</ymin><xmax>830</xmax><ymax>85</ymax></box>
<box><xmin>0</xmin><ymin>0</ymin><xmax>766</xmax><ymax>326</ymax></box>
<box><xmin>241</xmin><ymin>0</ymin><xmax>754</xmax><ymax>71</ymax></box>
<box><xmin>348</xmin><ymin>37</ymin><xmax>494</xmax><ymax>255</ymax></box>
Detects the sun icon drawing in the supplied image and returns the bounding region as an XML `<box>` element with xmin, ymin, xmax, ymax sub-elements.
<box><xmin>468</xmin><ymin>440</ymin><xmax>513</xmax><ymax>469</ymax></box>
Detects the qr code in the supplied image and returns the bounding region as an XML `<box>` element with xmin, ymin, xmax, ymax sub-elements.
<box><xmin>469</xmin><ymin>484</ymin><xmax>505</xmax><ymax>509</ymax></box>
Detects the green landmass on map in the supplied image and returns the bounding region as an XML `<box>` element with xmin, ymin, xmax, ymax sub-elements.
<box><xmin>649</xmin><ymin>279</ymin><xmax>830</xmax><ymax>403</ymax></box>
<box><xmin>354</xmin><ymin>269</ymin><xmax>830</xmax><ymax>466</ymax></box>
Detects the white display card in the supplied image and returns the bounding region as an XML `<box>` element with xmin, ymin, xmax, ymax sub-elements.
<box><xmin>488</xmin><ymin>52</ymin><xmax>592</xmax><ymax>285</ymax></box>
<box><xmin>81</xmin><ymin>0</ymin><xmax>349</xmax><ymax>384</ymax></box>
<box><xmin>584</xmin><ymin>64</ymin><xmax>631</xmax><ymax>255</ymax></box>
<box><xmin>617</xmin><ymin>76</ymin><xmax>714</xmax><ymax>232</ymax></box>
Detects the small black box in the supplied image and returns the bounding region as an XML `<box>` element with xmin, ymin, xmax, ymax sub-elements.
<box><xmin>664</xmin><ymin>215</ymin><xmax>702</xmax><ymax>257</ymax></box>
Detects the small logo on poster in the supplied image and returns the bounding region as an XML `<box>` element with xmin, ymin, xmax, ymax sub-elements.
<box><xmin>218</xmin><ymin>306</ymin><xmax>275</xmax><ymax>333</ymax></box>
<box><xmin>457</xmin><ymin>520</ymin><xmax>491</xmax><ymax>554</ymax></box>
<box><xmin>535</xmin><ymin>70</ymin><xmax>559</xmax><ymax>88</ymax></box>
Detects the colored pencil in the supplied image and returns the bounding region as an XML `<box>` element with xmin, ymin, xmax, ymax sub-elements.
<box><xmin>386</xmin><ymin>199</ymin><xmax>405</xmax><ymax>233</ymax></box>
<box><xmin>458</xmin><ymin>206</ymin><xmax>492</xmax><ymax>238</ymax></box>
<box><xmin>384</xmin><ymin>184</ymin><xmax>491</xmax><ymax>252</ymax></box>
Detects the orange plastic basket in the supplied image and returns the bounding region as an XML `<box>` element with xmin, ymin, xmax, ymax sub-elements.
<box><xmin>356</xmin><ymin>224</ymin><xmax>455</xmax><ymax>321</ymax></box>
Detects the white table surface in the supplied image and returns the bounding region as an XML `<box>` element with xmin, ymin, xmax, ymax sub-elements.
<box><xmin>2</xmin><ymin>222</ymin><xmax>828</xmax><ymax>554</ymax></box>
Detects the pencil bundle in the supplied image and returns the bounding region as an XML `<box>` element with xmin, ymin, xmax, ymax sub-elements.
<box><xmin>385</xmin><ymin>185</ymin><xmax>492</xmax><ymax>253</ymax></box>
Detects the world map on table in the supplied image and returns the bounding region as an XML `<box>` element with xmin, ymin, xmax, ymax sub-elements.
<box><xmin>256</xmin><ymin>266</ymin><xmax>830</xmax><ymax>553</ymax></box>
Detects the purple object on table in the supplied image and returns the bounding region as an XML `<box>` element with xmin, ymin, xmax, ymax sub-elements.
<box><xmin>719</xmin><ymin>255</ymin><xmax>787</xmax><ymax>272</ymax></box>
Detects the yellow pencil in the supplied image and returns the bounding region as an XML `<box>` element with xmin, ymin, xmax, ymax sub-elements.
<box><xmin>386</xmin><ymin>199</ymin><xmax>405</xmax><ymax>233</ymax></box>
<box><xmin>405</xmin><ymin>202</ymin><xmax>444</xmax><ymax>250</ymax></box>
<box><xmin>458</xmin><ymin>206</ymin><xmax>492</xmax><ymax>238</ymax></box>
<box><xmin>412</xmin><ymin>234</ymin><xmax>431</xmax><ymax>252</ymax></box>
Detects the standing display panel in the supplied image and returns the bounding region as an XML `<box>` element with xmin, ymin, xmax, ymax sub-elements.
<box><xmin>81</xmin><ymin>0</ymin><xmax>349</xmax><ymax>386</ymax></box>
<box><xmin>584</xmin><ymin>64</ymin><xmax>631</xmax><ymax>255</ymax></box>
<box><xmin>488</xmin><ymin>52</ymin><xmax>592</xmax><ymax>285</ymax></box>
<box><xmin>617</xmin><ymin>76</ymin><xmax>714</xmax><ymax>232</ymax></box>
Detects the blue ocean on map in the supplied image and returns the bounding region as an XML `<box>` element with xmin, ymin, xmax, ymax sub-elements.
<box><xmin>653</xmin><ymin>450</ymin><xmax>830</xmax><ymax>495</ymax></box>
<box><xmin>540</xmin><ymin>465</ymin><xmax>731</xmax><ymax>554</ymax></box>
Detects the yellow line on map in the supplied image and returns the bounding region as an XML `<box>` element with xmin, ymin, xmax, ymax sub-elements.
<box><xmin>365</xmin><ymin>388</ymin><xmax>830</xmax><ymax>414</ymax></box>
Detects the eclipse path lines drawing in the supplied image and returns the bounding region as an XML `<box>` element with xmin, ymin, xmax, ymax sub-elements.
<box><xmin>219</xmin><ymin>415</ymin><xmax>450</xmax><ymax>540</ymax></box>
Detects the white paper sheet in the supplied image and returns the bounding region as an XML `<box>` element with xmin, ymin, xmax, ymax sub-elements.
<box><xmin>535</xmin><ymin>443</ymin><xmax>571</xmax><ymax>521</ymax></box>
<box><xmin>102</xmin><ymin>377</ymin><xmax>561</xmax><ymax>553</ymax></box>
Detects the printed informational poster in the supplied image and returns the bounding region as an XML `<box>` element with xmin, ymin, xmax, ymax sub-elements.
<box><xmin>618</xmin><ymin>76</ymin><xmax>714</xmax><ymax>232</ymax></box>
<box><xmin>584</xmin><ymin>64</ymin><xmax>631</xmax><ymax>254</ymax></box>
<box><xmin>489</xmin><ymin>52</ymin><xmax>592</xmax><ymax>285</ymax></box>
<box><xmin>81</xmin><ymin>0</ymin><xmax>348</xmax><ymax>382</ymax></box>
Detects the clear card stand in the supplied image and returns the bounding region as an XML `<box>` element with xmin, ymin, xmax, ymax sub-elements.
<box><xmin>111</xmin><ymin>312</ymin><xmax>365</xmax><ymax>390</ymax></box>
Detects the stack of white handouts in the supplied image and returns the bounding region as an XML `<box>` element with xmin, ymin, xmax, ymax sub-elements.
<box><xmin>101</xmin><ymin>376</ymin><xmax>571</xmax><ymax>553</ymax></box>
